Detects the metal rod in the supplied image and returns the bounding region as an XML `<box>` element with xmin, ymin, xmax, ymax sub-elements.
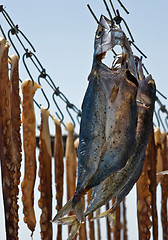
<box><xmin>87</xmin><ymin>4</ymin><xmax>100</xmax><ymax>25</ymax></box>
<box><xmin>156</xmin><ymin>89</ymin><xmax>167</xmax><ymax>100</ymax></box>
<box><xmin>129</xmin><ymin>41</ymin><xmax>147</xmax><ymax>58</ymax></box>
<box><xmin>0</xmin><ymin>24</ymin><xmax>7</xmax><ymax>39</ymax></box>
<box><xmin>103</xmin><ymin>0</ymin><xmax>114</xmax><ymax>24</ymax></box>
<box><xmin>109</xmin><ymin>0</ymin><xmax>117</xmax><ymax>16</ymax></box>
<box><xmin>116</xmin><ymin>0</ymin><xmax>129</xmax><ymax>14</ymax></box>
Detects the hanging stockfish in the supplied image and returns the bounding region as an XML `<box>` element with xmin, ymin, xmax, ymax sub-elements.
<box><xmin>122</xmin><ymin>198</ymin><xmax>127</xmax><ymax>240</ymax></box>
<box><xmin>9</xmin><ymin>55</ymin><xmax>22</xmax><ymax>191</ymax></box>
<box><xmin>96</xmin><ymin>208</ymin><xmax>101</xmax><ymax>240</ymax></box>
<box><xmin>148</xmin><ymin>127</ymin><xmax>158</xmax><ymax>240</ymax></box>
<box><xmin>160</xmin><ymin>132</ymin><xmax>168</xmax><ymax>239</ymax></box>
<box><xmin>65</xmin><ymin>122</ymin><xmax>77</xmax><ymax>236</ymax></box>
<box><xmin>112</xmin><ymin>204</ymin><xmax>121</xmax><ymax>240</ymax></box>
<box><xmin>38</xmin><ymin>107</ymin><xmax>52</xmax><ymax>240</ymax></box>
<box><xmin>0</xmin><ymin>37</ymin><xmax>19</xmax><ymax>240</ymax></box>
<box><xmin>52</xmin><ymin>116</ymin><xmax>64</xmax><ymax>240</ymax></box>
<box><xmin>106</xmin><ymin>202</ymin><xmax>111</xmax><ymax>240</ymax></box>
<box><xmin>21</xmin><ymin>79</ymin><xmax>41</xmax><ymax>234</ymax></box>
<box><xmin>65</xmin><ymin>122</ymin><xmax>76</xmax><ymax>202</ymax></box>
<box><xmin>154</xmin><ymin>127</ymin><xmax>162</xmax><ymax>184</ymax></box>
<box><xmin>136</xmin><ymin>138</ymin><xmax>152</xmax><ymax>240</ymax></box>
<box><xmin>87</xmin><ymin>189</ymin><xmax>95</xmax><ymax>240</ymax></box>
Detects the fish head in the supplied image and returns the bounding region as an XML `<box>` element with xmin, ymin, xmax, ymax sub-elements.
<box><xmin>93</xmin><ymin>15</ymin><xmax>125</xmax><ymax>61</ymax></box>
<box><xmin>92</xmin><ymin>15</ymin><xmax>138</xmax><ymax>80</ymax></box>
<box><xmin>137</xmin><ymin>74</ymin><xmax>156</xmax><ymax>108</ymax></box>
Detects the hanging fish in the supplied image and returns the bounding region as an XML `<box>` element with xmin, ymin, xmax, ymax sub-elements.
<box><xmin>88</xmin><ymin>71</ymin><xmax>156</xmax><ymax>221</ymax></box>
<box><xmin>53</xmin><ymin>15</ymin><xmax>138</xmax><ymax>227</ymax></box>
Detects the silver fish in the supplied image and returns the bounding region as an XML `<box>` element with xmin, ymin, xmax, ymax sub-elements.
<box><xmin>53</xmin><ymin>15</ymin><xmax>138</xmax><ymax>224</ymax></box>
<box><xmin>85</xmin><ymin>68</ymin><xmax>156</xmax><ymax>220</ymax></box>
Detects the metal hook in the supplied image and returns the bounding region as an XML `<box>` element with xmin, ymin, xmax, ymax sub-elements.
<box><xmin>22</xmin><ymin>51</ymin><xmax>45</xmax><ymax>85</ymax></box>
<box><xmin>22</xmin><ymin>52</ymin><xmax>34</xmax><ymax>84</ymax></box>
<box><xmin>66</xmin><ymin>103</ymin><xmax>76</xmax><ymax>128</ymax></box>
<box><xmin>158</xmin><ymin>108</ymin><xmax>166</xmax><ymax>132</ymax></box>
<box><xmin>76</xmin><ymin>111</ymin><xmax>82</xmax><ymax>125</ymax></box>
<box><xmin>52</xmin><ymin>91</ymin><xmax>64</xmax><ymax>123</ymax></box>
<box><xmin>0</xmin><ymin>5</ymin><xmax>16</xmax><ymax>29</ymax></box>
<box><xmin>165</xmin><ymin>116</ymin><xmax>168</xmax><ymax>131</ymax></box>
<box><xmin>38</xmin><ymin>72</ymin><xmax>50</xmax><ymax>110</ymax></box>
<box><xmin>43</xmin><ymin>73</ymin><xmax>57</xmax><ymax>91</ymax></box>
<box><xmin>113</xmin><ymin>10</ymin><xmax>134</xmax><ymax>42</ymax></box>
<box><xmin>154</xmin><ymin>110</ymin><xmax>160</xmax><ymax>128</ymax></box>
<box><xmin>8</xmin><ymin>26</ymin><xmax>35</xmax><ymax>58</ymax></box>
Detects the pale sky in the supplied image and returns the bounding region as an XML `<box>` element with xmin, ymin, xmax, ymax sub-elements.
<box><xmin>0</xmin><ymin>0</ymin><xmax>167</xmax><ymax>239</ymax></box>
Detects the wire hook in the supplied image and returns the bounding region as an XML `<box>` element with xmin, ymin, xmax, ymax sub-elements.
<box><xmin>158</xmin><ymin>108</ymin><xmax>166</xmax><ymax>132</ymax></box>
<box><xmin>52</xmin><ymin>90</ymin><xmax>64</xmax><ymax>123</ymax></box>
<box><xmin>38</xmin><ymin>71</ymin><xmax>50</xmax><ymax>110</ymax></box>
<box><xmin>154</xmin><ymin>110</ymin><xmax>160</xmax><ymax>128</ymax></box>
<box><xmin>8</xmin><ymin>26</ymin><xmax>35</xmax><ymax>58</ymax></box>
<box><xmin>66</xmin><ymin>102</ymin><xmax>76</xmax><ymax>128</ymax></box>
<box><xmin>165</xmin><ymin>116</ymin><xmax>168</xmax><ymax>131</ymax></box>
<box><xmin>22</xmin><ymin>51</ymin><xmax>45</xmax><ymax>85</ymax></box>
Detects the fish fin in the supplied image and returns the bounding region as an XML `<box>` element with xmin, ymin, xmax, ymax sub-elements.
<box><xmin>57</xmin><ymin>215</ymin><xmax>77</xmax><ymax>225</ymax></box>
<box><xmin>67</xmin><ymin>219</ymin><xmax>80</xmax><ymax>240</ymax></box>
<box><xmin>107</xmin><ymin>212</ymin><xmax>115</xmax><ymax>225</ymax></box>
<box><xmin>52</xmin><ymin>198</ymin><xmax>73</xmax><ymax>222</ymax></box>
<box><xmin>74</xmin><ymin>199</ymin><xmax>85</xmax><ymax>223</ymax></box>
<box><xmin>91</xmin><ymin>210</ymin><xmax>110</xmax><ymax>221</ymax></box>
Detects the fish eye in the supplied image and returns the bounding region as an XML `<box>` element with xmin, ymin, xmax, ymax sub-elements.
<box><xmin>96</xmin><ymin>27</ymin><xmax>104</xmax><ymax>39</ymax></box>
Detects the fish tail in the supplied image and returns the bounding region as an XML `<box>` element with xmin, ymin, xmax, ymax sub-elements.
<box><xmin>72</xmin><ymin>193</ymin><xmax>85</xmax><ymax>222</ymax></box>
<box><xmin>67</xmin><ymin>219</ymin><xmax>80</xmax><ymax>240</ymax></box>
<box><xmin>91</xmin><ymin>208</ymin><xmax>115</xmax><ymax>224</ymax></box>
<box><xmin>56</xmin><ymin>215</ymin><xmax>80</xmax><ymax>240</ymax></box>
<box><xmin>52</xmin><ymin>198</ymin><xmax>73</xmax><ymax>222</ymax></box>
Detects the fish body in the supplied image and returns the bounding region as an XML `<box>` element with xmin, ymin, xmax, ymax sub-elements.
<box><xmin>85</xmin><ymin>71</ymin><xmax>156</xmax><ymax>218</ymax></box>
<box><xmin>87</xmin><ymin>62</ymin><xmax>138</xmax><ymax>188</ymax></box>
<box><xmin>53</xmin><ymin>15</ymin><xmax>138</xmax><ymax>224</ymax></box>
<box><xmin>76</xmin><ymin>16</ymin><xmax>138</xmax><ymax>192</ymax></box>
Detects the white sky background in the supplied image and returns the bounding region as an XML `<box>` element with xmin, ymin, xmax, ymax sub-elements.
<box><xmin>0</xmin><ymin>0</ymin><xmax>168</xmax><ymax>239</ymax></box>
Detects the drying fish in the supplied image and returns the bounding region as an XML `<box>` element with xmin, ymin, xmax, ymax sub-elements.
<box><xmin>9</xmin><ymin>55</ymin><xmax>22</xmax><ymax>189</ymax></box>
<box><xmin>53</xmin><ymin>16</ymin><xmax>138</xmax><ymax>237</ymax></box>
<box><xmin>38</xmin><ymin>107</ymin><xmax>52</xmax><ymax>240</ymax></box>
<box><xmin>136</xmin><ymin>140</ymin><xmax>153</xmax><ymax>240</ymax></box>
<box><xmin>88</xmin><ymin>73</ymin><xmax>156</xmax><ymax>221</ymax></box>
<box><xmin>154</xmin><ymin>127</ymin><xmax>162</xmax><ymax>184</ymax></box>
<box><xmin>0</xmin><ymin>37</ymin><xmax>20</xmax><ymax>240</ymax></box>
<box><xmin>65</xmin><ymin>122</ymin><xmax>77</xmax><ymax>202</ymax></box>
<box><xmin>52</xmin><ymin>116</ymin><xmax>64</xmax><ymax>240</ymax></box>
<box><xmin>21</xmin><ymin>80</ymin><xmax>41</xmax><ymax>234</ymax></box>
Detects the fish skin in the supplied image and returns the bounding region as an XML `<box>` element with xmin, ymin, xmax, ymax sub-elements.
<box><xmin>85</xmin><ymin>73</ymin><xmax>156</xmax><ymax>217</ymax></box>
<box><xmin>75</xmin><ymin>64</ymin><xmax>107</xmax><ymax>195</ymax></box>
<box><xmin>87</xmin><ymin>61</ymin><xmax>138</xmax><ymax>188</ymax></box>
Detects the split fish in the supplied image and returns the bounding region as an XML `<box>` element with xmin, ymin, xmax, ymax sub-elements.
<box><xmin>52</xmin><ymin>15</ymin><xmax>138</xmax><ymax>225</ymax></box>
<box><xmin>86</xmin><ymin>62</ymin><xmax>156</xmax><ymax>220</ymax></box>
